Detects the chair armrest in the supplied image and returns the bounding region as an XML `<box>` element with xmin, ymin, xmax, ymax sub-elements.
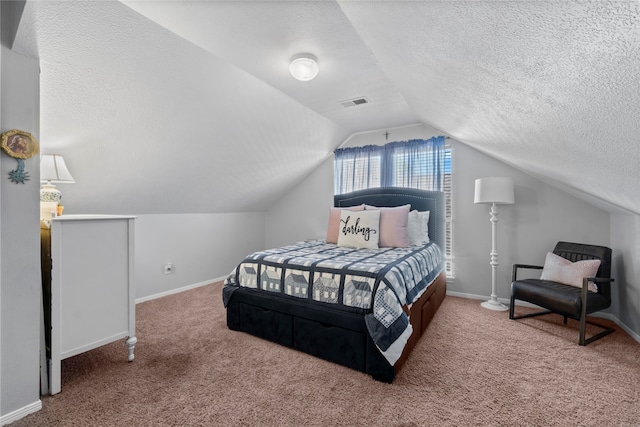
<box><xmin>581</xmin><ymin>276</ymin><xmax>615</xmax><ymax>296</ymax></box>
<box><xmin>580</xmin><ymin>277</ymin><xmax>614</xmax><ymax>293</ymax></box>
<box><xmin>588</xmin><ymin>277</ymin><xmax>615</xmax><ymax>284</ymax></box>
<box><xmin>581</xmin><ymin>277</ymin><xmax>615</xmax><ymax>319</ymax></box>
<box><xmin>512</xmin><ymin>264</ymin><xmax>543</xmax><ymax>282</ymax></box>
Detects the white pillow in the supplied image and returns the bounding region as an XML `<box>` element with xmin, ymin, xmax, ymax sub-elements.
<box><xmin>337</xmin><ymin>209</ymin><xmax>380</xmax><ymax>249</ymax></box>
<box><xmin>539</xmin><ymin>252</ymin><xmax>600</xmax><ymax>292</ymax></box>
<box><xmin>407</xmin><ymin>210</ymin><xmax>421</xmax><ymax>246</ymax></box>
<box><xmin>408</xmin><ymin>210</ymin><xmax>430</xmax><ymax>245</ymax></box>
<box><xmin>418</xmin><ymin>211</ymin><xmax>430</xmax><ymax>244</ymax></box>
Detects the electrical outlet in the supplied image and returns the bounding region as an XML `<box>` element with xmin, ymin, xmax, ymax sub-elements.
<box><xmin>163</xmin><ymin>263</ymin><xmax>174</xmax><ymax>275</ymax></box>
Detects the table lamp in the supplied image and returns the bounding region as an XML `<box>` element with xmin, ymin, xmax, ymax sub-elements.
<box><xmin>40</xmin><ymin>154</ymin><xmax>75</xmax><ymax>222</ymax></box>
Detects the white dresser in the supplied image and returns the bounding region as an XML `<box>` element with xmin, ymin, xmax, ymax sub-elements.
<box><xmin>44</xmin><ymin>215</ymin><xmax>136</xmax><ymax>395</ymax></box>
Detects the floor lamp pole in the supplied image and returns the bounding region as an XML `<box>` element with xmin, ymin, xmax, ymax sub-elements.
<box><xmin>481</xmin><ymin>202</ymin><xmax>508</xmax><ymax>311</ymax></box>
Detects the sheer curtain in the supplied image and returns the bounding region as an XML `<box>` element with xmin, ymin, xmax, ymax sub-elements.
<box><xmin>333</xmin><ymin>144</ymin><xmax>384</xmax><ymax>194</ymax></box>
<box><xmin>382</xmin><ymin>136</ymin><xmax>446</xmax><ymax>190</ymax></box>
<box><xmin>334</xmin><ymin>136</ymin><xmax>446</xmax><ymax>194</ymax></box>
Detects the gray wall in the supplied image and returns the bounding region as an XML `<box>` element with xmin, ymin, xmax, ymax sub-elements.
<box><xmin>134</xmin><ymin>212</ymin><xmax>265</xmax><ymax>301</ymax></box>
<box><xmin>0</xmin><ymin>45</ymin><xmax>42</xmax><ymax>418</ymax></box>
<box><xmin>450</xmin><ymin>139</ymin><xmax>611</xmax><ymax>301</ymax></box>
<box><xmin>610</xmin><ymin>214</ymin><xmax>640</xmax><ymax>337</ymax></box>
<box><xmin>265</xmin><ymin>157</ymin><xmax>334</xmax><ymax>248</ymax></box>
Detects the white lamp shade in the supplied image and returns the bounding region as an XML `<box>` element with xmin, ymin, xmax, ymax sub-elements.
<box><xmin>40</xmin><ymin>154</ymin><xmax>75</xmax><ymax>183</ymax></box>
<box><xmin>289</xmin><ymin>53</ymin><xmax>319</xmax><ymax>81</ymax></box>
<box><xmin>474</xmin><ymin>177</ymin><xmax>514</xmax><ymax>204</ymax></box>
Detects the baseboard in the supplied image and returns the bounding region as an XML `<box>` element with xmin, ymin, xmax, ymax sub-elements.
<box><xmin>446</xmin><ymin>290</ymin><xmax>640</xmax><ymax>344</ymax></box>
<box><xmin>591</xmin><ymin>312</ymin><xmax>640</xmax><ymax>343</ymax></box>
<box><xmin>0</xmin><ymin>400</ymin><xmax>42</xmax><ymax>426</ymax></box>
<box><xmin>135</xmin><ymin>276</ymin><xmax>226</xmax><ymax>304</ymax></box>
<box><xmin>446</xmin><ymin>290</ymin><xmax>516</xmax><ymax>306</ymax></box>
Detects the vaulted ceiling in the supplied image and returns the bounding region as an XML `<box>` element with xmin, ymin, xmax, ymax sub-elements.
<box><xmin>12</xmin><ymin>1</ymin><xmax>640</xmax><ymax>215</ymax></box>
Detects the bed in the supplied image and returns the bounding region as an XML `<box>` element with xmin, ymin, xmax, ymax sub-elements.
<box><xmin>222</xmin><ymin>187</ymin><xmax>447</xmax><ymax>382</ymax></box>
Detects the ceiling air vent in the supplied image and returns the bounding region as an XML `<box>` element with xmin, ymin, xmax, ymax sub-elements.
<box><xmin>340</xmin><ymin>97</ymin><xmax>370</xmax><ymax>108</ymax></box>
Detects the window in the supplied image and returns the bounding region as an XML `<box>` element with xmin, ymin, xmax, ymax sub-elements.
<box><xmin>334</xmin><ymin>137</ymin><xmax>453</xmax><ymax>277</ymax></box>
<box><xmin>333</xmin><ymin>145</ymin><xmax>383</xmax><ymax>194</ymax></box>
<box><xmin>443</xmin><ymin>146</ymin><xmax>453</xmax><ymax>277</ymax></box>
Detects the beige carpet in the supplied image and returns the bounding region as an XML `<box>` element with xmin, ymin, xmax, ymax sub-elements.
<box><xmin>13</xmin><ymin>281</ymin><xmax>640</xmax><ymax>427</ymax></box>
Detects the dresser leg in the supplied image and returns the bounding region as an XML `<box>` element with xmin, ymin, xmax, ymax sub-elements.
<box><xmin>126</xmin><ymin>336</ymin><xmax>137</xmax><ymax>361</ymax></box>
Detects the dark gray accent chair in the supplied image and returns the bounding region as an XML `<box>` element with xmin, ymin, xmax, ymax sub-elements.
<box><xmin>509</xmin><ymin>241</ymin><xmax>614</xmax><ymax>346</ymax></box>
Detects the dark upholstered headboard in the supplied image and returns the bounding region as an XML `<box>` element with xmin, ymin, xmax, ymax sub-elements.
<box><xmin>334</xmin><ymin>187</ymin><xmax>446</xmax><ymax>251</ymax></box>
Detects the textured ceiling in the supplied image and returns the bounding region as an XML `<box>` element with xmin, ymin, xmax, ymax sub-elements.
<box><xmin>338</xmin><ymin>0</ymin><xmax>640</xmax><ymax>215</ymax></box>
<box><xmin>12</xmin><ymin>1</ymin><xmax>640</xmax><ymax>215</ymax></box>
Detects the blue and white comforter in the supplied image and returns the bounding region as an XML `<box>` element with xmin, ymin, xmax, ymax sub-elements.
<box><xmin>223</xmin><ymin>239</ymin><xmax>444</xmax><ymax>365</ymax></box>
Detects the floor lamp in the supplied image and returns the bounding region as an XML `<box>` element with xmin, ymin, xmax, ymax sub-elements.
<box><xmin>474</xmin><ymin>177</ymin><xmax>515</xmax><ymax>311</ymax></box>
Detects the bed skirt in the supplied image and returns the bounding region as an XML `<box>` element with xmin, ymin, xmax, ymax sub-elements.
<box><xmin>226</xmin><ymin>271</ymin><xmax>446</xmax><ymax>382</ymax></box>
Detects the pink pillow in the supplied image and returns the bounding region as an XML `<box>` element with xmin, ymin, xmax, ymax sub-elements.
<box><xmin>326</xmin><ymin>204</ymin><xmax>365</xmax><ymax>243</ymax></box>
<box><xmin>365</xmin><ymin>204</ymin><xmax>410</xmax><ymax>248</ymax></box>
<box><xmin>540</xmin><ymin>252</ymin><xmax>601</xmax><ymax>292</ymax></box>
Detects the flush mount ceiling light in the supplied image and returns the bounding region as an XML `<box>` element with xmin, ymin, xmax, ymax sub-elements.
<box><xmin>289</xmin><ymin>53</ymin><xmax>319</xmax><ymax>81</ymax></box>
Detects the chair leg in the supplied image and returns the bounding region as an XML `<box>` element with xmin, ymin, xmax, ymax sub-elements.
<box><xmin>509</xmin><ymin>306</ymin><xmax>553</xmax><ymax>320</ymax></box>
<box><xmin>511</xmin><ymin>302</ymin><xmax>612</xmax><ymax>345</ymax></box>
<box><xmin>509</xmin><ymin>294</ymin><xmax>515</xmax><ymax>319</ymax></box>
<box><xmin>579</xmin><ymin>314</ymin><xmax>587</xmax><ymax>345</ymax></box>
<box><xmin>579</xmin><ymin>280</ymin><xmax>615</xmax><ymax>345</ymax></box>
<box><xmin>579</xmin><ymin>280</ymin><xmax>589</xmax><ymax>345</ymax></box>
<box><xmin>580</xmin><ymin>318</ymin><xmax>615</xmax><ymax>346</ymax></box>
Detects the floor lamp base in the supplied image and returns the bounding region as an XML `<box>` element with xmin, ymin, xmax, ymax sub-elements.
<box><xmin>481</xmin><ymin>299</ymin><xmax>509</xmax><ymax>311</ymax></box>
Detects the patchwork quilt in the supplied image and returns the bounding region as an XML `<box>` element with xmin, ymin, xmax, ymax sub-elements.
<box><xmin>223</xmin><ymin>239</ymin><xmax>444</xmax><ymax>365</ymax></box>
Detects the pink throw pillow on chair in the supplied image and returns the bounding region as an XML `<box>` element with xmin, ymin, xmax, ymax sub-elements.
<box><xmin>540</xmin><ymin>252</ymin><xmax>601</xmax><ymax>292</ymax></box>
